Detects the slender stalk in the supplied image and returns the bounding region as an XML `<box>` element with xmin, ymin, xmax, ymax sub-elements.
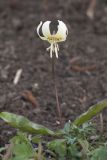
<box><xmin>51</xmin><ymin>55</ymin><xmax>63</xmax><ymax>127</ymax></box>
<box><xmin>43</xmin><ymin>0</ymin><xmax>48</xmax><ymax>18</ymax></box>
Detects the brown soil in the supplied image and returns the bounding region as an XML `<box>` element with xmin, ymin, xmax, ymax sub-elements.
<box><xmin>0</xmin><ymin>0</ymin><xmax>107</xmax><ymax>146</ymax></box>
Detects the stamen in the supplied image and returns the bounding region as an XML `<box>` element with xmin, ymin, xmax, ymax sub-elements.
<box><xmin>56</xmin><ymin>43</ymin><xmax>59</xmax><ymax>51</ymax></box>
<box><xmin>50</xmin><ymin>43</ymin><xmax>53</xmax><ymax>58</ymax></box>
<box><xmin>46</xmin><ymin>46</ymin><xmax>51</xmax><ymax>51</ymax></box>
<box><xmin>46</xmin><ymin>42</ymin><xmax>59</xmax><ymax>58</ymax></box>
<box><xmin>55</xmin><ymin>43</ymin><xmax>58</xmax><ymax>58</ymax></box>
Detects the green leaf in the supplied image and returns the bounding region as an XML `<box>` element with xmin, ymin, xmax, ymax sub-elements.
<box><xmin>31</xmin><ymin>135</ymin><xmax>42</xmax><ymax>143</ymax></box>
<box><xmin>67</xmin><ymin>144</ymin><xmax>82</xmax><ymax>159</ymax></box>
<box><xmin>48</xmin><ymin>139</ymin><xmax>66</xmax><ymax>160</ymax></box>
<box><xmin>10</xmin><ymin>132</ymin><xmax>36</xmax><ymax>160</ymax></box>
<box><xmin>78</xmin><ymin>139</ymin><xmax>89</xmax><ymax>155</ymax></box>
<box><xmin>91</xmin><ymin>146</ymin><xmax>107</xmax><ymax>160</ymax></box>
<box><xmin>73</xmin><ymin>99</ymin><xmax>107</xmax><ymax>126</ymax></box>
<box><xmin>63</xmin><ymin>121</ymin><xmax>71</xmax><ymax>134</ymax></box>
<box><xmin>0</xmin><ymin>147</ymin><xmax>6</xmax><ymax>153</ymax></box>
<box><xmin>0</xmin><ymin>112</ymin><xmax>54</xmax><ymax>135</ymax></box>
<box><xmin>11</xmin><ymin>143</ymin><xmax>34</xmax><ymax>160</ymax></box>
<box><xmin>65</xmin><ymin>136</ymin><xmax>76</xmax><ymax>145</ymax></box>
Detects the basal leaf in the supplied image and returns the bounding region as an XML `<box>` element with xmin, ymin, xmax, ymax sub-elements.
<box><xmin>12</xmin><ymin>143</ymin><xmax>33</xmax><ymax>159</ymax></box>
<box><xmin>9</xmin><ymin>132</ymin><xmax>36</xmax><ymax>160</ymax></box>
<box><xmin>73</xmin><ymin>99</ymin><xmax>107</xmax><ymax>126</ymax></box>
<box><xmin>0</xmin><ymin>112</ymin><xmax>54</xmax><ymax>135</ymax></box>
<box><xmin>91</xmin><ymin>146</ymin><xmax>107</xmax><ymax>160</ymax></box>
<box><xmin>48</xmin><ymin>139</ymin><xmax>66</xmax><ymax>160</ymax></box>
<box><xmin>0</xmin><ymin>147</ymin><xmax>6</xmax><ymax>153</ymax></box>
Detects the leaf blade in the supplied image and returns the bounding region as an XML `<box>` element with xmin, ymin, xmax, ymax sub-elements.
<box><xmin>73</xmin><ymin>99</ymin><xmax>107</xmax><ymax>126</ymax></box>
<box><xmin>0</xmin><ymin>112</ymin><xmax>54</xmax><ymax>135</ymax></box>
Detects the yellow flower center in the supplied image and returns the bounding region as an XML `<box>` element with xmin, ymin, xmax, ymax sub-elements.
<box><xmin>47</xmin><ymin>36</ymin><xmax>62</xmax><ymax>42</ymax></box>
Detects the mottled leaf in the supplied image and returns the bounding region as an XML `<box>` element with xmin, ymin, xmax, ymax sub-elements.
<box><xmin>73</xmin><ymin>99</ymin><xmax>107</xmax><ymax>126</ymax></box>
<box><xmin>0</xmin><ymin>112</ymin><xmax>54</xmax><ymax>135</ymax></box>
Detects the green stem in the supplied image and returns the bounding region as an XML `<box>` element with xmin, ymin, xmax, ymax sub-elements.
<box><xmin>52</xmin><ymin>56</ymin><xmax>63</xmax><ymax>127</ymax></box>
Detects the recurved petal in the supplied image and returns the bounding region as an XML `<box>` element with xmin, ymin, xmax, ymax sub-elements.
<box><xmin>42</xmin><ymin>21</ymin><xmax>51</xmax><ymax>38</ymax></box>
<box><xmin>37</xmin><ymin>21</ymin><xmax>47</xmax><ymax>40</ymax></box>
<box><xmin>56</xmin><ymin>20</ymin><xmax>68</xmax><ymax>41</ymax></box>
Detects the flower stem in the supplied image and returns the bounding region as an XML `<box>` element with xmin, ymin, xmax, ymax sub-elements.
<box><xmin>51</xmin><ymin>56</ymin><xmax>63</xmax><ymax>127</ymax></box>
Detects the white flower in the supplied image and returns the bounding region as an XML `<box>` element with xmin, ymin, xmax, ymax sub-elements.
<box><xmin>37</xmin><ymin>20</ymin><xmax>68</xmax><ymax>58</ymax></box>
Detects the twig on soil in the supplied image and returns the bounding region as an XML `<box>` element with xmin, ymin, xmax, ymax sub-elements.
<box><xmin>3</xmin><ymin>143</ymin><xmax>13</xmax><ymax>160</ymax></box>
<box><xmin>0</xmin><ymin>154</ymin><xmax>3</xmax><ymax>159</ymax></box>
<box><xmin>69</xmin><ymin>64</ymin><xmax>96</xmax><ymax>72</ymax></box>
<box><xmin>13</xmin><ymin>68</ymin><xmax>22</xmax><ymax>85</ymax></box>
<box><xmin>51</xmin><ymin>56</ymin><xmax>63</xmax><ymax>127</ymax></box>
<box><xmin>69</xmin><ymin>56</ymin><xmax>81</xmax><ymax>64</ymax></box>
<box><xmin>37</xmin><ymin>142</ymin><xmax>43</xmax><ymax>160</ymax></box>
<box><xmin>21</xmin><ymin>90</ymin><xmax>39</xmax><ymax>108</ymax></box>
<box><xmin>86</xmin><ymin>0</ymin><xmax>97</xmax><ymax>19</ymax></box>
<box><xmin>99</xmin><ymin>113</ymin><xmax>104</xmax><ymax>133</ymax></box>
<box><xmin>66</xmin><ymin>56</ymin><xmax>96</xmax><ymax>73</ymax></box>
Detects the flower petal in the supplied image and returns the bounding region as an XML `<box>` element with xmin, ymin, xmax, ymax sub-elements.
<box><xmin>37</xmin><ymin>21</ymin><xmax>47</xmax><ymax>40</ymax></box>
<box><xmin>56</xmin><ymin>20</ymin><xmax>68</xmax><ymax>42</ymax></box>
<box><xmin>42</xmin><ymin>21</ymin><xmax>51</xmax><ymax>38</ymax></box>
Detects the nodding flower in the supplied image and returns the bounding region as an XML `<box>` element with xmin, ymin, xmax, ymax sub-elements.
<box><xmin>37</xmin><ymin>20</ymin><xmax>68</xmax><ymax>58</ymax></box>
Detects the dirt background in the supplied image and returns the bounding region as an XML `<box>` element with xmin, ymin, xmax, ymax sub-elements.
<box><xmin>0</xmin><ymin>0</ymin><xmax>107</xmax><ymax>146</ymax></box>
